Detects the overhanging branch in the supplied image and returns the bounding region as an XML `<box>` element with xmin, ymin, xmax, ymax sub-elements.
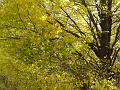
<box><xmin>60</xmin><ymin>7</ymin><xmax>86</xmax><ymax>36</ymax></box>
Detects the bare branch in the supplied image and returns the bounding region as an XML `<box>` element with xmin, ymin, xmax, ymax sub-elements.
<box><xmin>81</xmin><ymin>0</ymin><xmax>101</xmax><ymax>40</ymax></box>
<box><xmin>60</xmin><ymin>7</ymin><xmax>86</xmax><ymax>36</ymax></box>
<box><xmin>111</xmin><ymin>48</ymin><xmax>120</xmax><ymax>66</ymax></box>
<box><xmin>112</xmin><ymin>23</ymin><xmax>120</xmax><ymax>48</ymax></box>
<box><xmin>77</xmin><ymin>10</ymin><xmax>98</xmax><ymax>41</ymax></box>
<box><xmin>113</xmin><ymin>2</ymin><xmax>120</xmax><ymax>14</ymax></box>
<box><xmin>55</xmin><ymin>19</ymin><xmax>80</xmax><ymax>38</ymax></box>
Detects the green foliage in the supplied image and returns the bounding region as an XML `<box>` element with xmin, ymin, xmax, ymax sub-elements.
<box><xmin>0</xmin><ymin>0</ymin><xmax>120</xmax><ymax>90</ymax></box>
<box><xmin>92</xmin><ymin>79</ymin><xmax>119</xmax><ymax>90</ymax></box>
<box><xmin>0</xmin><ymin>49</ymin><xmax>75</xmax><ymax>90</ymax></box>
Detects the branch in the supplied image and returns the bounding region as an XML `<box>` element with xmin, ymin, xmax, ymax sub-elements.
<box><xmin>112</xmin><ymin>23</ymin><xmax>120</xmax><ymax>48</ymax></box>
<box><xmin>113</xmin><ymin>2</ymin><xmax>120</xmax><ymax>14</ymax></box>
<box><xmin>62</xmin><ymin>28</ymin><xmax>80</xmax><ymax>38</ymax></box>
<box><xmin>87</xmin><ymin>42</ymin><xmax>100</xmax><ymax>58</ymax></box>
<box><xmin>111</xmin><ymin>48</ymin><xmax>120</xmax><ymax>66</ymax></box>
<box><xmin>14</xmin><ymin>0</ymin><xmax>41</xmax><ymax>36</ymax></box>
<box><xmin>77</xmin><ymin>10</ymin><xmax>98</xmax><ymax>42</ymax></box>
<box><xmin>27</xmin><ymin>10</ymin><xmax>38</xmax><ymax>31</ymax></box>
<box><xmin>81</xmin><ymin>0</ymin><xmax>101</xmax><ymax>39</ymax></box>
<box><xmin>94</xmin><ymin>0</ymin><xmax>101</xmax><ymax>18</ymax></box>
<box><xmin>60</xmin><ymin>7</ymin><xmax>86</xmax><ymax>36</ymax></box>
<box><xmin>75</xmin><ymin>50</ymin><xmax>98</xmax><ymax>70</ymax></box>
<box><xmin>75</xmin><ymin>51</ymin><xmax>89</xmax><ymax>65</ymax></box>
<box><xmin>55</xmin><ymin>19</ymin><xmax>80</xmax><ymax>38</ymax></box>
<box><xmin>14</xmin><ymin>0</ymin><xmax>27</xmax><ymax>30</ymax></box>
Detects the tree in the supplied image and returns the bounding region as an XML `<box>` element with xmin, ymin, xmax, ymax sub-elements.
<box><xmin>43</xmin><ymin>0</ymin><xmax>120</xmax><ymax>81</ymax></box>
<box><xmin>0</xmin><ymin>0</ymin><xmax>120</xmax><ymax>89</ymax></box>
